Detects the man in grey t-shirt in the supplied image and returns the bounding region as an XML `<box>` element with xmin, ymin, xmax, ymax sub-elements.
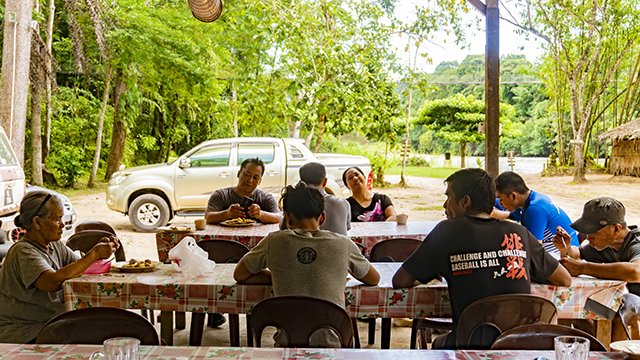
<box><xmin>234</xmin><ymin>182</ymin><xmax>379</xmax><ymax>347</ymax></box>
<box><xmin>205</xmin><ymin>158</ymin><xmax>281</xmax><ymax>225</ymax></box>
<box><xmin>280</xmin><ymin>162</ymin><xmax>351</xmax><ymax>235</ymax></box>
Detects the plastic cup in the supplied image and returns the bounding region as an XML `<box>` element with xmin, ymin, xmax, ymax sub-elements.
<box><xmin>194</xmin><ymin>218</ymin><xmax>206</xmax><ymax>230</ymax></box>
<box><xmin>554</xmin><ymin>336</ymin><xmax>590</xmax><ymax>360</ymax></box>
<box><xmin>396</xmin><ymin>213</ymin><xmax>408</xmax><ymax>225</ymax></box>
<box><xmin>90</xmin><ymin>337</ymin><xmax>140</xmax><ymax>360</ymax></box>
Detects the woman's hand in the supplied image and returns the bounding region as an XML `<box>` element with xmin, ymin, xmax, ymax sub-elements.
<box><xmin>90</xmin><ymin>236</ymin><xmax>118</xmax><ymax>260</ymax></box>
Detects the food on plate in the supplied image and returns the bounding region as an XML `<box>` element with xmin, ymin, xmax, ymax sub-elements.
<box><xmin>122</xmin><ymin>258</ymin><xmax>155</xmax><ymax>269</ymax></box>
<box><xmin>226</xmin><ymin>217</ymin><xmax>256</xmax><ymax>225</ymax></box>
<box><xmin>169</xmin><ymin>225</ymin><xmax>191</xmax><ymax>231</ymax></box>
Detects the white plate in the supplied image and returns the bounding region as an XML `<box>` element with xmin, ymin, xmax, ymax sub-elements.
<box><xmin>611</xmin><ymin>340</ymin><xmax>640</xmax><ymax>354</ymax></box>
<box><xmin>137</xmin><ymin>275</ymin><xmax>176</xmax><ymax>285</ymax></box>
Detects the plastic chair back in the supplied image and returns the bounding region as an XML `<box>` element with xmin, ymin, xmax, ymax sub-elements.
<box><xmin>491</xmin><ymin>324</ymin><xmax>606</xmax><ymax>351</ymax></box>
<box><xmin>250</xmin><ymin>295</ymin><xmax>354</xmax><ymax>348</ymax></box>
<box><xmin>196</xmin><ymin>240</ymin><xmax>249</xmax><ymax>263</ymax></box>
<box><xmin>75</xmin><ymin>221</ymin><xmax>117</xmax><ymax>235</ymax></box>
<box><xmin>35</xmin><ymin>307</ymin><xmax>159</xmax><ymax>345</ymax></box>
<box><xmin>66</xmin><ymin>230</ymin><xmax>126</xmax><ymax>262</ymax></box>
<box><xmin>456</xmin><ymin>293</ymin><xmax>558</xmax><ymax>349</ymax></box>
<box><xmin>369</xmin><ymin>238</ymin><xmax>422</xmax><ymax>262</ymax></box>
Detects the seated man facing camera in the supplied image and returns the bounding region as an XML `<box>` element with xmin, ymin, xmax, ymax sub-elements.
<box><xmin>205</xmin><ymin>157</ymin><xmax>281</xmax><ymax>225</ymax></box>
<box><xmin>234</xmin><ymin>182</ymin><xmax>379</xmax><ymax>347</ymax></box>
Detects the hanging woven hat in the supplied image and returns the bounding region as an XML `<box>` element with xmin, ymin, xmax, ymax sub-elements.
<box><xmin>188</xmin><ymin>0</ymin><xmax>223</xmax><ymax>22</ymax></box>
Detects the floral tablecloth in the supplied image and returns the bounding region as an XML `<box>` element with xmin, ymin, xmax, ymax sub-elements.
<box><xmin>155</xmin><ymin>221</ymin><xmax>438</xmax><ymax>262</ymax></box>
<box><xmin>64</xmin><ymin>263</ymin><xmax>625</xmax><ymax>320</ymax></box>
<box><xmin>0</xmin><ymin>344</ymin><xmax>627</xmax><ymax>359</ymax></box>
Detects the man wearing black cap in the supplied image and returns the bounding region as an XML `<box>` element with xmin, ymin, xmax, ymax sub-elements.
<box><xmin>553</xmin><ymin>197</ymin><xmax>640</xmax><ymax>338</ymax></box>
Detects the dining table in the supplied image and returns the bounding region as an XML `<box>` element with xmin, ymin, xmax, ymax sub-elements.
<box><xmin>155</xmin><ymin>220</ymin><xmax>439</xmax><ymax>262</ymax></box>
<box><xmin>63</xmin><ymin>262</ymin><xmax>626</xmax><ymax>348</ymax></box>
<box><xmin>0</xmin><ymin>344</ymin><xmax>629</xmax><ymax>359</ymax></box>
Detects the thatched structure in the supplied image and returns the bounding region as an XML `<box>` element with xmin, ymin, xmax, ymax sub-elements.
<box><xmin>599</xmin><ymin>118</ymin><xmax>640</xmax><ymax>176</ymax></box>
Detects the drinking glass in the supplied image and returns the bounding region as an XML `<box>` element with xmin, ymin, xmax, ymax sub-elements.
<box><xmin>90</xmin><ymin>337</ymin><xmax>140</xmax><ymax>360</ymax></box>
<box><xmin>554</xmin><ymin>336</ymin><xmax>590</xmax><ymax>360</ymax></box>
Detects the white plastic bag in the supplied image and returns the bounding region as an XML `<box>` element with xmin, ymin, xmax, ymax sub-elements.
<box><xmin>168</xmin><ymin>236</ymin><xmax>215</xmax><ymax>274</ymax></box>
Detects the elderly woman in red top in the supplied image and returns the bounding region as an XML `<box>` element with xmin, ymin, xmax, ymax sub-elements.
<box><xmin>0</xmin><ymin>191</ymin><xmax>118</xmax><ymax>343</ymax></box>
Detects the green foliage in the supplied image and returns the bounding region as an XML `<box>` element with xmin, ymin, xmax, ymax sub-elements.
<box><xmin>404</xmin><ymin>156</ymin><xmax>430</xmax><ymax>167</ymax></box>
<box><xmin>420</xmin><ymin>54</ymin><xmax>553</xmax><ymax>158</ymax></box>
<box><xmin>387</xmin><ymin>165</ymin><xmax>457</xmax><ymax>179</ymax></box>
<box><xmin>416</xmin><ymin>94</ymin><xmax>516</xmax><ymax>149</ymax></box>
<box><xmin>47</xmin><ymin>87</ymin><xmax>108</xmax><ymax>186</ymax></box>
<box><xmin>47</xmin><ymin>147</ymin><xmax>89</xmax><ymax>187</ymax></box>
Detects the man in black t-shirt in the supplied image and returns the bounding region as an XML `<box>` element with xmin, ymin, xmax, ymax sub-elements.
<box><xmin>392</xmin><ymin>168</ymin><xmax>571</xmax><ymax>349</ymax></box>
<box><xmin>553</xmin><ymin>197</ymin><xmax>640</xmax><ymax>338</ymax></box>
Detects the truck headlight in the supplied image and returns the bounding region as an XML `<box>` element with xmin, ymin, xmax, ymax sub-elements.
<box><xmin>109</xmin><ymin>172</ymin><xmax>130</xmax><ymax>185</ymax></box>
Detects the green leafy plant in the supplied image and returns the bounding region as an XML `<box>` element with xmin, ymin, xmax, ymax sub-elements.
<box><xmin>46</xmin><ymin>147</ymin><xmax>89</xmax><ymax>187</ymax></box>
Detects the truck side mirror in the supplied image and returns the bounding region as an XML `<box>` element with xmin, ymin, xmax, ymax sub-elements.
<box><xmin>178</xmin><ymin>158</ymin><xmax>191</xmax><ymax>169</ymax></box>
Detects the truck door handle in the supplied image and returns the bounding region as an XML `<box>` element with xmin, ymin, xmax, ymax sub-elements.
<box><xmin>220</xmin><ymin>171</ymin><xmax>230</xmax><ymax>177</ymax></box>
<box><xmin>266</xmin><ymin>170</ymin><xmax>278</xmax><ymax>176</ymax></box>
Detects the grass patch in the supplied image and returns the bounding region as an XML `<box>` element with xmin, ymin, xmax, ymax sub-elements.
<box><xmin>45</xmin><ymin>181</ymin><xmax>108</xmax><ymax>198</ymax></box>
<box><xmin>413</xmin><ymin>205</ymin><xmax>443</xmax><ymax>211</ymax></box>
<box><xmin>386</xmin><ymin>166</ymin><xmax>458</xmax><ymax>179</ymax></box>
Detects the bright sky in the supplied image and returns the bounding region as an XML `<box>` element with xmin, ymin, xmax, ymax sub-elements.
<box><xmin>392</xmin><ymin>1</ymin><xmax>547</xmax><ymax>73</ymax></box>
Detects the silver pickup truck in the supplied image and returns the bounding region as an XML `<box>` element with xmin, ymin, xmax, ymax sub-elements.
<box><xmin>106</xmin><ymin>137</ymin><xmax>372</xmax><ymax>231</ymax></box>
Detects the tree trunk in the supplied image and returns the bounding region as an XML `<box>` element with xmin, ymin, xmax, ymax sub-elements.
<box><xmin>460</xmin><ymin>141</ymin><xmax>467</xmax><ymax>168</ymax></box>
<box><xmin>63</xmin><ymin>0</ymin><xmax>87</xmax><ymax>73</ymax></box>
<box><xmin>30</xmin><ymin>45</ymin><xmax>44</xmax><ymax>186</ymax></box>
<box><xmin>105</xmin><ymin>74</ymin><xmax>127</xmax><ymax>180</ymax></box>
<box><xmin>43</xmin><ymin>0</ymin><xmax>55</xmax><ymax>160</ymax></box>
<box><xmin>313</xmin><ymin>114</ymin><xmax>326</xmax><ymax>152</ymax></box>
<box><xmin>88</xmin><ymin>65</ymin><xmax>112</xmax><ymax>187</ymax></box>
<box><xmin>231</xmin><ymin>83</ymin><xmax>238</xmax><ymax>137</ymax></box>
<box><xmin>400</xmin><ymin>87</ymin><xmax>413</xmax><ymax>187</ymax></box>
<box><xmin>572</xmin><ymin>140</ymin><xmax>586</xmax><ymax>182</ymax></box>
<box><xmin>0</xmin><ymin>0</ymin><xmax>35</xmax><ymax>165</ymax></box>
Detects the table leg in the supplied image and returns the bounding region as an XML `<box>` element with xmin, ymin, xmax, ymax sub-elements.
<box><xmin>246</xmin><ymin>315</ymin><xmax>253</xmax><ymax>347</ymax></box>
<box><xmin>595</xmin><ymin>319</ymin><xmax>612</xmax><ymax>349</ymax></box>
<box><xmin>160</xmin><ymin>311</ymin><xmax>174</xmax><ymax>346</ymax></box>
<box><xmin>381</xmin><ymin>318</ymin><xmax>391</xmax><ymax>349</ymax></box>
<box><xmin>175</xmin><ymin>311</ymin><xmax>186</xmax><ymax>329</ymax></box>
<box><xmin>229</xmin><ymin>314</ymin><xmax>240</xmax><ymax>346</ymax></box>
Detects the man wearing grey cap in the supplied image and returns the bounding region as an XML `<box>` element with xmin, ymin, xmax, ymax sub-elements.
<box><xmin>553</xmin><ymin>197</ymin><xmax>640</xmax><ymax>338</ymax></box>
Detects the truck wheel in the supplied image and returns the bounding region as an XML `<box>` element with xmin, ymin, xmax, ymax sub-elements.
<box><xmin>129</xmin><ymin>194</ymin><xmax>170</xmax><ymax>232</ymax></box>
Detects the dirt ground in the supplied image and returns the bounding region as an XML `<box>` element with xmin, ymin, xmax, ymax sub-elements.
<box><xmin>69</xmin><ymin>173</ymin><xmax>640</xmax><ymax>261</ymax></box>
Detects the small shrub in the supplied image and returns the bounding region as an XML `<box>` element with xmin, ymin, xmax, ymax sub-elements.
<box><xmin>46</xmin><ymin>147</ymin><xmax>89</xmax><ymax>187</ymax></box>
<box><xmin>404</xmin><ymin>156</ymin><xmax>430</xmax><ymax>167</ymax></box>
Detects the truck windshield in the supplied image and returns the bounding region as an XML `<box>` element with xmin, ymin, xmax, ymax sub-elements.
<box><xmin>0</xmin><ymin>133</ymin><xmax>18</xmax><ymax>166</ymax></box>
<box><xmin>237</xmin><ymin>143</ymin><xmax>275</xmax><ymax>164</ymax></box>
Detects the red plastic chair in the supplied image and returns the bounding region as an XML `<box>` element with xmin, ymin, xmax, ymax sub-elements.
<box><xmin>249</xmin><ymin>296</ymin><xmax>354</xmax><ymax>348</ymax></box>
<box><xmin>65</xmin><ymin>230</ymin><xmax>126</xmax><ymax>262</ymax></box>
<box><xmin>491</xmin><ymin>324</ymin><xmax>606</xmax><ymax>351</ymax></box>
<box><xmin>189</xmin><ymin>240</ymin><xmax>249</xmax><ymax>346</ymax></box>
<box><xmin>456</xmin><ymin>293</ymin><xmax>558</xmax><ymax>349</ymax></box>
<box><xmin>36</xmin><ymin>307</ymin><xmax>159</xmax><ymax>345</ymax></box>
<box><xmin>364</xmin><ymin>238</ymin><xmax>424</xmax><ymax>349</ymax></box>
<box><xmin>74</xmin><ymin>220</ymin><xmax>117</xmax><ymax>235</ymax></box>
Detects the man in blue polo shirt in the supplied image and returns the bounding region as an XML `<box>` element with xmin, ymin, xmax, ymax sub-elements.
<box><xmin>495</xmin><ymin>171</ymin><xmax>579</xmax><ymax>257</ymax></box>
